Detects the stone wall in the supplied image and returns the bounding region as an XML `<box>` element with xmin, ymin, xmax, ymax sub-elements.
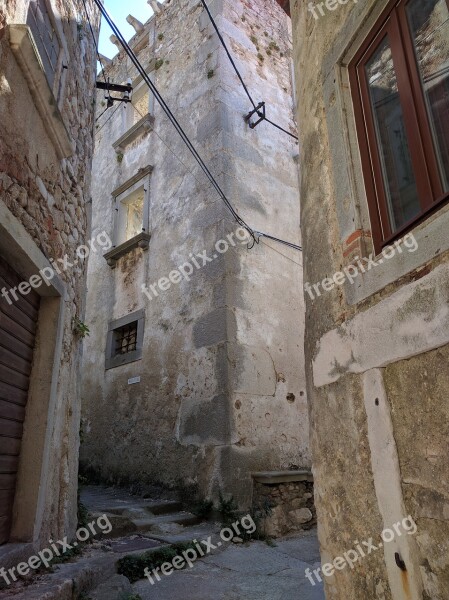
<box><xmin>291</xmin><ymin>0</ymin><xmax>449</xmax><ymax>598</ymax></box>
<box><xmin>81</xmin><ymin>0</ymin><xmax>309</xmax><ymax>509</ymax></box>
<box><xmin>252</xmin><ymin>474</ymin><xmax>316</xmax><ymax>538</ymax></box>
<box><xmin>0</xmin><ymin>0</ymin><xmax>98</xmax><ymax>547</ymax></box>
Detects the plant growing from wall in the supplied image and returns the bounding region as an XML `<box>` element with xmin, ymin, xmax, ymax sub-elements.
<box><xmin>73</xmin><ymin>317</ymin><xmax>90</xmax><ymax>338</ymax></box>
<box><xmin>77</xmin><ymin>22</ymin><xmax>84</xmax><ymax>41</ymax></box>
<box><xmin>177</xmin><ymin>481</ymin><xmax>213</xmax><ymax>518</ymax></box>
<box><xmin>116</xmin><ymin>152</ymin><xmax>124</xmax><ymax>163</ymax></box>
<box><xmin>155</xmin><ymin>58</ymin><xmax>164</xmax><ymax>70</ymax></box>
<box><xmin>207</xmin><ymin>69</ymin><xmax>215</xmax><ymax>79</ymax></box>
<box><xmin>247</xmin><ymin>498</ymin><xmax>274</xmax><ymax>543</ymax></box>
<box><xmin>218</xmin><ymin>491</ymin><xmax>239</xmax><ymax>525</ymax></box>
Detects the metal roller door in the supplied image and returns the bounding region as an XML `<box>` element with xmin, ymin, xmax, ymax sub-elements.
<box><xmin>0</xmin><ymin>255</ymin><xmax>40</xmax><ymax>544</ymax></box>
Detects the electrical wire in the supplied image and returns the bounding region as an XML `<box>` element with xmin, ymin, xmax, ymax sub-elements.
<box><xmin>81</xmin><ymin>0</ymin><xmax>108</xmax><ymax>87</ymax></box>
<box><xmin>88</xmin><ymin>0</ymin><xmax>302</xmax><ymax>252</ymax></box>
<box><xmin>200</xmin><ymin>0</ymin><xmax>256</xmax><ymax>111</ymax></box>
<box><xmin>132</xmin><ymin>103</ymin><xmax>303</xmax><ymax>252</ymax></box>
<box><xmin>92</xmin><ymin>0</ymin><xmax>257</xmax><ymax>245</ymax></box>
<box><xmin>199</xmin><ymin>0</ymin><xmax>299</xmax><ymax>142</ymax></box>
<box><xmin>131</xmin><ymin>104</ymin><xmax>209</xmax><ymax>192</ymax></box>
<box><xmin>95</xmin><ymin>102</ymin><xmax>122</xmax><ymax>134</ymax></box>
<box><xmin>95</xmin><ymin>104</ymin><xmax>110</xmax><ymax>122</ymax></box>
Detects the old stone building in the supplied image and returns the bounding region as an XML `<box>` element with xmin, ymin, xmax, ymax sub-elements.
<box><xmin>291</xmin><ymin>0</ymin><xmax>449</xmax><ymax>598</ymax></box>
<box><xmin>81</xmin><ymin>0</ymin><xmax>309</xmax><ymax>509</ymax></box>
<box><xmin>0</xmin><ymin>0</ymin><xmax>99</xmax><ymax>561</ymax></box>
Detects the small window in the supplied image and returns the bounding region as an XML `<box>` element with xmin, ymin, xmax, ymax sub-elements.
<box><xmin>349</xmin><ymin>0</ymin><xmax>449</xmax><ymax>253</ymax></box>
<box><xmin>114</xmin><ymin>177</ymin><xmax>149</xmax><ymax>246</ymax></box>
<box><xmin>117</xmin><ymin>185</ymin><xmax>145</xmax><ymax>244</ymax></box>
<box><xmin>113</xmin><ymin>321</ymin><xmax>138</xmax><ymax>355</ymax></box>
<box><xmin>125</xmin><ymin>79</ymin><xmax>153</xmax><ymax>130</ymax></box>
<box><xmin>131</xmin><ymin>84</ymin><xmax>151</xmax><ymax>125</ymax></box>
<box><xmin>105</xmin><ymin>310</ymin><xmax>145</xmax><ymax>370</ymax></box>
<box><xmin>26</xmin><ymin>0</ymin><xmax>62</xmax><ymax>94</ymax></box>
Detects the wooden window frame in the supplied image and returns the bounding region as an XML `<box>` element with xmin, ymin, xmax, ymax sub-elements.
<box><xmin>349</xmin><ymin>0</ymin><xmax>449</xmax><ymax>253</ymax></box>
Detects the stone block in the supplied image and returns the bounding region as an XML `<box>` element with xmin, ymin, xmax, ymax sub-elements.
<box><xmin>89</xmin><ymin>574</ymin><xmax>132</xmax><ymax>600</ymax></box>
<box><xmin>289</xmin><ymin>507</ymin><xmax>313</xmax><ymax>525</ymax></box>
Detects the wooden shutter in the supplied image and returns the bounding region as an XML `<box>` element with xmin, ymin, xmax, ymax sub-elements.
<box><xmin>0</xmin><ymin>256</ymin><xmax>40</xmax><ymax>545</ymax></box>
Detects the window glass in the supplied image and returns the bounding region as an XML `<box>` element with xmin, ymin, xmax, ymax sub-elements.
<box><xmin>127</xmin><ymin>84</ymin><xmax>150</xmax><ymax>127</ymax></box>
<box><xmin>365</xmin><ymin>35</ymin><xmax>421</xmax><ymax>231</ymax></box>
<box><xmin>123</xmin><ymin>188</ymin><xmax>144</xmax><ymax>242</ymax></box>
<box><xmin>406</xmin><ymin>0</ymin><xmax>449</xmax><ymax>192</ymax></box>
<box><xmin>133</xmin><ymin>89</ymin><xmax>150</xmax><ymax>123</ymax></box>
<box><xmin>117</xmin><ymin>186</ymin><xmax>145</xmax><ymax>244</ymax></box>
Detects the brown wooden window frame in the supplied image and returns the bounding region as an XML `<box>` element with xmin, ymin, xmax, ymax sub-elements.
<box><xmin>349</xmin><ymin>0</ymin><xmax>449</xmax><ymax>254</ymax></box>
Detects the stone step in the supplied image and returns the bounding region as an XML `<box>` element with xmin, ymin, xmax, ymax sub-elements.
<box><xmin>87</xmin><ymin>509</ymin><xmax>201</xmax><ymax>539</ymax></box>
<box><xmin>133</xmin><ymin>511</ymin><xmax>201</xmax><ymax>532</ymax></box>
<box><xmin>1</xmin><ymin>554</ymin><xmax>116</xmax><ymax>600</ymax></box>
<box><xmin>90</xmin><ymin>499</ymin><xmax>182</xmax><ymax>517</ymax></box>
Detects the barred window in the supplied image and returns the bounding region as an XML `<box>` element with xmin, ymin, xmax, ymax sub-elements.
<box><xmin>105</xmin><ymin>310</ymin><xmax>145</xmax><ymax>370</ymax></box>
<box><xmin>27</xmin><ymin>0</ymin><xmax>61</xmax><ymax>92</ymax></box>
<box><xmin>113</xmin><ymin>322</ymin><xmax>138</xmax><ymax>356</ymax></box>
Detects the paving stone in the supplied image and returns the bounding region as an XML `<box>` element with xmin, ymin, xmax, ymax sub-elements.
<box><xmin>89</xmin><ymin>574</ymin><xmax>132</xmax><ymax>600</ymax></box>
<box><xmin>131</xmin><ymin>531</ymin><xmax>325</xmax><ymax>600</ymax></box>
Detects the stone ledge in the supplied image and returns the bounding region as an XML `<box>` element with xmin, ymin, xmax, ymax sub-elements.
<box><xmin>113</xmin><ymin>114</ymin><xmax>154</xmax><ymax>154</ymax></box>
<box><xmin>251</xmin><ymin>470</ymin><xmax>313</xmax><ymax>484</ymax></box>
<box><xmin>0</xmin><ymin>542</ymin><xmax>34</xmax><ymax>571</ymax></box>
<box><xmin>8</xmin><ymin>25</ymin><xmax>73</xmax><ymax>160</ymax></box>
<box><xmin>103</xmin><ymin>232</ymin><xmax>151</xmax><ymax>268</ymax></box>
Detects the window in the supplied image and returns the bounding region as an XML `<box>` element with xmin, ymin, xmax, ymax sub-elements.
<box><xmin>26</xmin><ymin>0</ymin><xmax>62</xmax><ymax>94</ymax></box>
<box><xmin>114</xmin><ymin>173</ymin><xmax>150</xmax><ymax>246</ymax></box>
<box><xmin>117</xmin><ymin>185</ymin><xmax>145</xmax><ymax>245</ymax></box>
<box><xmin>113</xmin><ymin>321</ymin><xmax>138</xmax><ymax>355</ymax></box>
<box><xmin>128</xmin><ymin>82</ymin><xmax>151</xmax><ymax>128</ymax></box>
<box><xmin>349</xmin><ymin>0</ymin><xmax>449</xmax><ymax>252</ymax></box>
<box><xmin>105</xmin><ymin>310</ymin><xmax>145</xmax><ymax>369</ymax></box>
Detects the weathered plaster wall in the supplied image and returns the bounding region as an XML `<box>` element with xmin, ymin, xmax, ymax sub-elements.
<box><xmin>81</xmin><ymin>0</ymin><xmax>308</xmax><ymax>508</ymax></box>
<box><xmin>0</xmin><ymin>0</ymin><xmax>98</xmax><ymax>546</ymax></box>
<box><xmin>291</xmin><ymin>0</ymin><xmax>449</xmax><ymax>598</ymax></box>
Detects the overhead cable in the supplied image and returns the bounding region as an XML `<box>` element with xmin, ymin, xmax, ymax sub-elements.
<box><xmin>199</xmin><ymin>0</ymin><xmax>299</xmax><ymax>142</ymax></box>
<box><xmin>89</xmin><ymin>0</ymin><xmax>302</xmax><ymax>252</ymax></box>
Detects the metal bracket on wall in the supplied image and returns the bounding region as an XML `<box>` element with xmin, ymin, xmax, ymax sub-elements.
<box><xmin>96</xmin><ymin>79</ymin><xmax>133</xmax><ymax>108</ymax></box>
<box><xmin>245</xmin><ymin>102</ymin><xmax>266</xmax><ymax>129</ymax></box>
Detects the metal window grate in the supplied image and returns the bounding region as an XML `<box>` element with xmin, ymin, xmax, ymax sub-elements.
<box><xmin>27</xmin><ymin>0</ymin><xmax>60</xmax><ymax>90</ymax></box>
<box><xmin>113</xmin><ymin>322</ymin><xmax>138</xmax><ymax>356</ymax></box>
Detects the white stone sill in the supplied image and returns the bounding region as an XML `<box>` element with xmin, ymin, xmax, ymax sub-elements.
<box><xmin>103</xmin><ymin>232</ymin><xmax>151</xmax><ymax>268</ymax></box>
<box><xmin>7</xmin><ymin>25</ymin><xmax>73</xmax><ymax>160</ymax></box>
<box><xmin>345</xmin><ymin>203</ymin><xmax>449</xmax><ymax>305</ymax></box>
<box><xmin>112</xmin><ymin>114</ymin><xmax>154</xmax><ymax>154</ymax></box>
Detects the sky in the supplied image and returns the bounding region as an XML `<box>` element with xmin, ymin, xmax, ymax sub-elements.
<box><xmin>98</xmin><ymin>0</ymin><xmax>164</xmax><ymax>59</ymax></box>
